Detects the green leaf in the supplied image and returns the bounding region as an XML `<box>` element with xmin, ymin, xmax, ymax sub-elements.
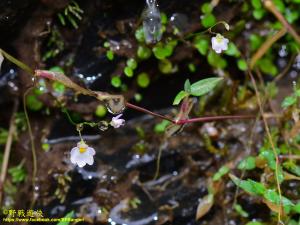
<box><xmin>8</xmin><ymin>164</ymin><xmax>26</xmax><ymax>183</ymax></box>
<box><xmin>188</xmin><ymin>63</ymin><xmax>196</xmax><ymax>73</ymax></box>
<box><xmin>106</xmin><ymin>50</ymin><xmax>114</xmax><ymax>60</ymax></box>
<box><xmin>194</xmin><ymin>38</ymin><xmax>209</xmax><ymax>55</ymax></box>
<box><xmin>283</xmin><ymin>161</ymin><xmax>300</xmax><ymax>176</ymax></box>
<box><xmin>49</xmin><ymin>66</ymin><xmax>65</xmax><ymax>73</ymax></box>
<box><xmin>154</xmin><ymin>120</ymin><xmax>170</xmax><ymax>133</ymax></box>
<box><xmin>124</xmin><ymin>66</ymin><xmax>134</xmax><ymax>77</ymax></box>
<box><xmin>285</xmin><ymin>9</ymin><xmax>299</xmax><ymax>23</ymax></box>
<box><xmin>238</xmin><ymin>156</ymin><xmax>256</xmax><ymax>170</ymax></box>
<box><xmin>42</xmin><ymin>143</ymin><xmax>50</xmax><ymax>152</ymax></box>
<box><xmin>153</xmin><ymin>40</ymin><xmax>178</xmax><ymax>60</ymax></box>
<box><xmin>158</xmin><ymin>59</ymin><xmax>173</xmax><ymax>74</ymax></box>
<box><xmin>292</xmin><ymin>202</ymin><xmax>300</xmax><ymax>213</ymax></box>
<box><xmin>184</xmin><ymin>79</ymin><xmax>191</xmax><ymax>93</ymax></box>
<box><xmin>259</xmin><ymin>149</ymin><xmax>284</xmax><ymax>183</ymax></box>
<box><xmin>229</xmin><ymin>174</ymin><xmax>266</xmax><ymax>196</ymax></box>
<box><xmin>173</xmin><ymin>91</ymin><xmax>189</xmax><ymax>105</ymax></box>
<box><xmin>126</xmin><ymin>58</ymin><xmax>138</xmax><ymax>70</ymax></box>
<box><xmin>95</xmin><ymin>105</ymin><xmax>107</xmax><ymax>117</ymax></box>
<box><xmin>103</xmin><ymin>41</ymin><xmax>110</xmax><ymax>48</ymax></box>
<box><xmin>57</xmin><ymin>211</ymin><xmax>74</xmax><ymax>225</ymax></box>
<box><xmin>251</xmin><ymin>0</ymin><xmax>262</xmax><ymax>9</ymax></box>
<box><xmin>225</xmin><ymin>43</ymin><xmax>240</xmax><ymax>57</ymax></box>
<box><xmin>263</xmin><ymin>189</ymin><xmax>294</xmax><ymax>213</ymax></box>
<box><xmin>213</xmin><ymin>166</ymin><xmax>230</xmax><ymax>181</ymax></box>
<box><xmin>257</xmin><ymin>58</ymin><xmax>278</xmax><ymax>76</ymax></box>
<box><xmin>234</xmin><ymin>204</ymin><xmax>249</xmax><ymax>218</ymax></box>
<box><xmin>135</xmin><ymin>27</ymin><xmax>145</xmax><ymax>42</ymax></box>
<box><xmin>201</xmin><ymin>3</ymin><xmax>213</xmax><ymax>14</ymax></box>
<box><xmin>250</xmin><ymin>34</ymin><xmax>263</xmax><ymax>51</ymax></box>
<box><xmin>137</xmin><ymin>45</ymin><xmax>152</xmax><ymax>60</ymax></box>
<box><xmin>161</xmin><ymin>12</ymin><xmax>168</xmax><ymax>24</ymax></box>
<box><xmin>207</xmin><ymin>50</ymin><xmax>227</xmax><ymax>69</ymax></box>
<box><xmin>111</xmin><ymin>76</ymin><xmax>121</xmax><ymax>88</ymax></box>
<box><xmin>52</xmin><ymin>81</ymin><xmax>65</xmax><ymax>95</ymax></box>
<box><xmin>190</xmin><ymin>77</ymin><xmax>223</xmax><ymax>97</ymax></box>
<box><xmin>253</xmin><ymin>9</ymin><xmax>265</xmax><ymax>20</ymax></box>
<box><xmin>26</xmin><ymin>95</ymin><xmax>43</xmax><ymax>111</ymax></box>
<box><xmin>245</xmin><ymin>222</ymin><xmax>264</xmax><ymax>225</ymax></box>
<box><xmin>137</xmin><ymin>72</ymin><xmax>150</xmax><ymax>88</ymax></box>
<box><xmin>237</xmin><ymin>59</ymin><xmax>248</xmax><ymax>71</ymax></box>
<box><xmin>282</xmin><ymin>96</ymin><xmax>297</xmax><ymax>109</ymax></box>
<box><xmin>201</xmin><ymin>14</ymin><xmax>216</xmax><ymax>28</ymax></box>
<box><xmin>273</xmin><ymin>0</ymin><xmax>285</xmax><ymax>12</ymax></box>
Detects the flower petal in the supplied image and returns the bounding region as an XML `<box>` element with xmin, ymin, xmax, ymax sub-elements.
<box><xmin>85</xmin><ymin>156</ymin><xmax>94</xmax><ymax>165</ymax></box>
<box><xmin>70</xmin><ymin>147</ymin><xmax>80</xmax><ymax>164</ymax></box>
<box><xmin>77</xmin><ymin>160</ymin><xmax>86</xmax><ymax>168</ymax></box>
<box><xmin>87</xmin><ymin>147</ymin><xmax>96</xmax><ymax>156</ymax></box>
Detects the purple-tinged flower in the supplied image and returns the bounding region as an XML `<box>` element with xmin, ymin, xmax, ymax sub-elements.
<box><xmin>110</xmin><ymin>114</ymin><xmax>125</xmax><ymax>128</ymax></box>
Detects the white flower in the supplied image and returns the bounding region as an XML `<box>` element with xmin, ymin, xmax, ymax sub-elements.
<box><xmin>211</xmin><ymin>34</ymin><xmax>229</xmax><ymax>54</ymax></box>
<box><xmin>110</xmin><ymin>114</ymin><xmax>125</xmax><ymax>128</ymax></box>
<box><xmin>70</xmin><ymin>141</ymin><xmax>95</xmax><ymax>167</ymax></box>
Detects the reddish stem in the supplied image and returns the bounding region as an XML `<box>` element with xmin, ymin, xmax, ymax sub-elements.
<box><xmin>126</xmin><ymin>102</ymin><xmax>255</xmax><ymax>125</ymax></box>
<box><xmin>125</xmin><ymin>102</ymin><xmax>174</xmax><ymax>123</ymax></box>
<box><xmin>175</xmin><ymin>114</ymin><xmax>255</xmax><ymax>125</ymax></box>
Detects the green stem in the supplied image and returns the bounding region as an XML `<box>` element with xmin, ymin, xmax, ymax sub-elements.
<box><xmin>0</xmin><ymin>49</ymin><xmax>34</xmax><ymax>76</ymax></box>
<box><xmin>23</xmin><ymin>87</ymin><xmax>37</xmax><ymax>207</ymax></box>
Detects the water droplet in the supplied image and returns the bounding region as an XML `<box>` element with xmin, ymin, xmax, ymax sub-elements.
<box><xmin>105</xmin><ymin>96</ymin><xmax>125</xmax><ymax>115</ymax></box>
<box><xmin>98</xmin><ymin>121</ymin><xmax>108</xmax><ymax>131</ymax></box>
<box><xmin>143</xmin><ymin>0</ymin><xmax>162</xmax><ymax>44</ymax></box>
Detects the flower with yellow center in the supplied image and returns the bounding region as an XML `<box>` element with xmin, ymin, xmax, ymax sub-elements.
<box><xmin>211</xmin><ymin>34</ymin><xmax>229</xmax><ymax>54</ymax></box>
<box><xmin>70</xmin><ymin>141</ymin><xmax>96</xmax><ymax>167</ymax></box>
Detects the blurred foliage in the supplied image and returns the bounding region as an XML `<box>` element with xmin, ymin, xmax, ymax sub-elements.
<box><xmin>57</xmin><ymin>1</ymin><xmax>84</xmax><ymax>29</ymax></box>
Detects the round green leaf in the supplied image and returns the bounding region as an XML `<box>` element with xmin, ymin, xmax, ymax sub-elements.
<box><xmin>237</xmin><ymin>59</ymin><xmax>248</xmax><ymax>71</ymax></box>
<box><xmin>201</xmin><ymin>14</ymin><xmax>216</xmax><ymax>28</ymax></box>
<box><xmin>111</xmin><ymin>76</ymin><xmax>121</xmax><ymax>88</ymax></box>
<box><xmin>137</xmin><ymin>45</ymin><xmax>152</xmax><ymax>60</ymax></box>
<box><xmin>26</xmin><ymin>95</ymin><xmax>43</xmax><ymax>111</ymax></box>
<box><xmin>124</xmin><ymin>67</ymin><xmax>134</xmax><ymax>77</ymax></box>
<box><xmin>137</xmin><ymin>72</ymin><xmax>150</xmax><ymax>88</ymax></box>
<box><xmin>95</xmin><ymin>105</ymin><xmax>107</xmax><ymax>117</ymax></box>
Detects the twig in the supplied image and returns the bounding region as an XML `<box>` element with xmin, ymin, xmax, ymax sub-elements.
<box><xmin>248</xmin><ymin>71</ymin><xmax>283</xmax><ymax>223</ymax></box>
<box><xmin>0</xmin><ymin>100</ymin><xmax>19</xmax><ymax>205</ymax></box>
<box><xmin>264</xmin><ymin>0</ymin><xmax>300</xmax><ymax>44</ymax></box>
<box><xmin>0</xmin><ymin>49</ymin><xmax>34</xmax><ymax>75</ymax></box>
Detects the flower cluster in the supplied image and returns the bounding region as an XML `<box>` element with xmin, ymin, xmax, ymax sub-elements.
<box><xmin>70</xmin><ymin>114</ymin><xmax>125</xmax><ymax>168</ymax></box>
